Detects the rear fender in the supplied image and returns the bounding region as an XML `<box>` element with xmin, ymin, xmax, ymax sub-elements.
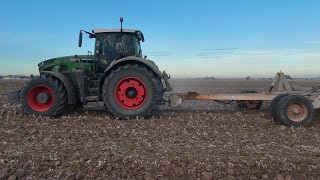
<box><xmin>41</xmin><ymin>71</ymin><xmax>77</xmax><ymax>104</ymax></box>
<box><xmin>103</xmin><ymin>56</ymin><xmax>172</xmax><ymax>91</ymax></box>
<box><xmin>104</xmin><ymin>56</ymin><xmax>163</xmax><ymax>77</ymax></box>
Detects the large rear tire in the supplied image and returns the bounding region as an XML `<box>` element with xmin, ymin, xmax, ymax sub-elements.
<box><xmin>276</xmin><ymin>95</ymin><xmax>314</xmax><ymax>127</ymax></box>
<box><xmin>20</xmin><ymin>76</ymin><xmax>67</xmax><ymax>117</ymax></box>
<box><xmin>103</xmin><ymin>64</ymin><xmax>161</xmax><ymax>119</ymax></box>
<box><xmin>155</xmin><ymin>78</ymin><xmax>164</xmax><ymax>108</ymax></box>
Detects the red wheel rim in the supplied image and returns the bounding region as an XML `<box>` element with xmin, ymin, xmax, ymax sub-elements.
<box><xmin>114</xmin><ymin>77</ymin><xmax>147</xmax><ymax>110</ymax></box>
<box><xmin>27</xmin><ymin>85</ymin><xmax>54</xmax><ymax>112</ymax></box>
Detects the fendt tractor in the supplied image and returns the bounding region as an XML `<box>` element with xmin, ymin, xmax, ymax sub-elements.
<box><xmin>8</xmin><ymin>18</ymin><xmax>320</xmax><ymax>127</ymax></box>
<box><xmin>9</xmin><ymin>17</ymin><xmax>172</xmax><ymax>118</ymax></box>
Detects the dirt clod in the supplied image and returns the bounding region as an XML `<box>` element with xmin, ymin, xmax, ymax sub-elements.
<box><xmin>226</xmin><ymin>175</ymin><xmax>236</xmax><ymax>180</ymax></box>
<box><xmin>206</xmin><ymin>165</ymin><xmax>213</xmax><ymax>172</ymax></box>
<box><xmin>0</xmin><ymin>168</ymin><xmax>11</xmax><ymax>179</ymax></box>
<box><xmin>75</xmin><ymin>172</ymin><xmax>85</xmax><ymax>180</ymax></box>
<box><xmin>261</xmin><ymin>174</ymin><xmax>269</xmax><ymax>179</ymax></box>
<box><xmin>7</xmin><ymin>175</ymin><xmax>17</xmax><ymax>180</ymax></box>
<box><xmin>227</xmin><ymin>169</ymin><xmax>234</xmax><ymax>175</ymax></box>
<box><xmin>285</xmin><ymin>175</ymin><xmax>294</xmax><ymax>180</ymax></box>
<box><xmin>202</xmin><ymin>172</ymin><xmax>213</xmax><ymax>180</ymax></box>
<box><xmin>275</xmin><ymin>174</ymin><xmax>284</xmax><ymax>180</ymax></box>
<box><xmin>144</xmin><ymin>175</ymin><xmax>155</xmax><ymax>180</ymax></box>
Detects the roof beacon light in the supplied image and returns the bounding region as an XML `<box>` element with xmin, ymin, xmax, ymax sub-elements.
<box><xmin>120</xmin><ymin>17</ymin><xmax>124</xmax><ymax>33</ymax></box>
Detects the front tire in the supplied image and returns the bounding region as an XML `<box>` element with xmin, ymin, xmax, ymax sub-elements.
<box><xmin>103</xmin><ymin>64</ymin><xmax>160</xmax><ymax>119</ymax></box>
<box><xmin>20</xmin><ymin>76</ymin><xmax>67</xmax><ymax>117</ymax></box>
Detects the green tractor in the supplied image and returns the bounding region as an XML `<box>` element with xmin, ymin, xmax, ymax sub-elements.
<box><xmin>9</xmin><ymin>17</ymin><xmax>172</xmax><ymax>118</ymax></box>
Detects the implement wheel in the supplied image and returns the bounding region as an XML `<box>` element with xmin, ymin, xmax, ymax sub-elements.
<box><xmin>276</xmin><ymin>95</ymin><xmax>314</xmax><ymax>127</ymax></box>
<box><xmin>268</xmin><ymin>94</ymin><xmax>289</xmax><ymax>122</ymax></box>
<box><xmin>20</xmin><ymin>76</ymin><xmax>67</xmax><ymax>117</ymax></box>
<box><xmin>103</xmin><ymin>64</ymin><xmax>162</xmax><ymax>119</ymax></box>
<box><xmin>237</xmin><ymin>90</ymin><xmax>263</xmax><ymax>110</ymax></box>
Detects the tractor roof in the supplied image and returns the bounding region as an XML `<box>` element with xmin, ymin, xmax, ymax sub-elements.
<box><xmin>93</xmin><ymin>29</ymin><xmax>145</xmax><ymax>42</ymax></box>
<box><xmin>93</xmin><ymin>29</ymin><xmax>141</xmax><ymax>34</ymax></box>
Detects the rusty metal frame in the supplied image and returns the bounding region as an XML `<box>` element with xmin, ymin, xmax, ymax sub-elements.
<box><xmin>183</xmin><ymin>93</ymin><xmax>276</xmax><ymax>101</ymax></box>
<box><xmin>168</xmin><ymin>71</ymin><xmax>320</xmax><ymax>109</ymax></box>
<box><xmin>269</xmin><ymin>71</ymin><xmax>292</xmax><ymax>92</ymax></box>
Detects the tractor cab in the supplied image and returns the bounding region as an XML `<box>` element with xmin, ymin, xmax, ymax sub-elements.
<box><xmin>92</xmin><ymin>29</ymin><xmax>144</xmax><ymax>71</ymax></box>
<box><xmin>78</xmin><ymin>18</ymin><xmax>145</xmax><ymax>73</ymax></box>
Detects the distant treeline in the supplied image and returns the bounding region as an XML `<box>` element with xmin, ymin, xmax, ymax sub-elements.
<box><xmin>198</xmin><ymin>74</ymin><xmax>297</xmax><ymax>80</ymax></box>
<box><xmin>0</xmin><ymin>74</ymin><xmax>38</xmax><ymax>79</ymax></box>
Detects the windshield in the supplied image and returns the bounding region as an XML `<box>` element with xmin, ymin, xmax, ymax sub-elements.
<box><xmin>95</xmin><ymin>33</ymin><xmax>137</xmax><ymax>62</ymax></box>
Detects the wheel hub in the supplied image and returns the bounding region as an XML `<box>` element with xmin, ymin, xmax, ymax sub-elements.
<box><xmin>36</xmin><ymin>92</ymin><xmax>51</xmax><ymax>104</ymax></box>
<box><xmin>115</xmin><ymin>77</ymin><xmax>147</xmax><ymax>110</ymax></box>
<box><xmin>292</xmin><ymin>107</ymin><xmax>301</xmax><ymax>115</ymax></box>
<box><xmin>287</xmin><ymin>103</ymin><xmax>307</xmax><ymax>122</ymax></box>
<box><xmin>126</xmin><ymin>87</ymin><xmax>138</xmax><ymax>99</ymax></box>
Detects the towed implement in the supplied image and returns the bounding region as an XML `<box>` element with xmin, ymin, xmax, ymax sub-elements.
<box><xmin>7</xmin><ymin>18</ymin><xmax>320</xmax><ymax>127</ymax></box>
<box><xmin>169</xmin><ymin>72</ymin><xmax>320</xmax><ymax>127</ymax></box>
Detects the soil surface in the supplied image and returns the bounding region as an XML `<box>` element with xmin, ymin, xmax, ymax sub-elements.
<box><xmin>0</xmin><ymin>79</ymin><xmax>320</xmax><ymax>179</ymax></box>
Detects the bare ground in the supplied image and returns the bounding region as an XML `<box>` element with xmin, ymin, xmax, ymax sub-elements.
<box><xmin>0</xmin><ymin>79</ymin><xmax>320</xmax><ymax>180</ymax></box>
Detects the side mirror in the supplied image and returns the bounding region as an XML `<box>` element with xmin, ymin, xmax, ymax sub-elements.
<box><xmin>144</xmin><ymin>55</ymin><xmax>147</xmax><ymax>59</ymax></box>
<box><xmin>78</xmin><ymin>31</ymin><xmax>83</xmax><ymax>47</ymax></box>
<box><xmin>89</xmin><ymin>34</ymin><xmax>96</xmax><ymax>39</ymax></box>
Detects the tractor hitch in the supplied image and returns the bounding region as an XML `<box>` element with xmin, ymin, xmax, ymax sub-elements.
<box><xmin>7</xmin><ymin>90</ymin><xmax>20</xmax><ymax>104</ymax></box>
<box><xmin>163</xmin><ymin>71</ymin><xmax>172</xmax><ymax>91</ymax></box>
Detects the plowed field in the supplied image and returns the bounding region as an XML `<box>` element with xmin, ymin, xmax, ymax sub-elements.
<box><xmin>1</xmin><ymin>79</ymin><xmax>320</xmax><ymax>179</ymax></box>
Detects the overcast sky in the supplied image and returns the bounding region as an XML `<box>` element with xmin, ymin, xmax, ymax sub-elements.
<box><xmin>0</xmin><ymin>0</ymin><xmax>319</xmax><ymax>78</ymax></box>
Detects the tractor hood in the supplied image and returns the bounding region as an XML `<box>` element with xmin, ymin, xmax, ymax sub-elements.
<box><xmin>38</xmin><ymin>55</ymin><xmax>90</xmax><ymax>73</ymax></box>
<box><xmin>38</xmin><ymin>55</ymin><xmax>87</xmax><ymax>67</ymax></box>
